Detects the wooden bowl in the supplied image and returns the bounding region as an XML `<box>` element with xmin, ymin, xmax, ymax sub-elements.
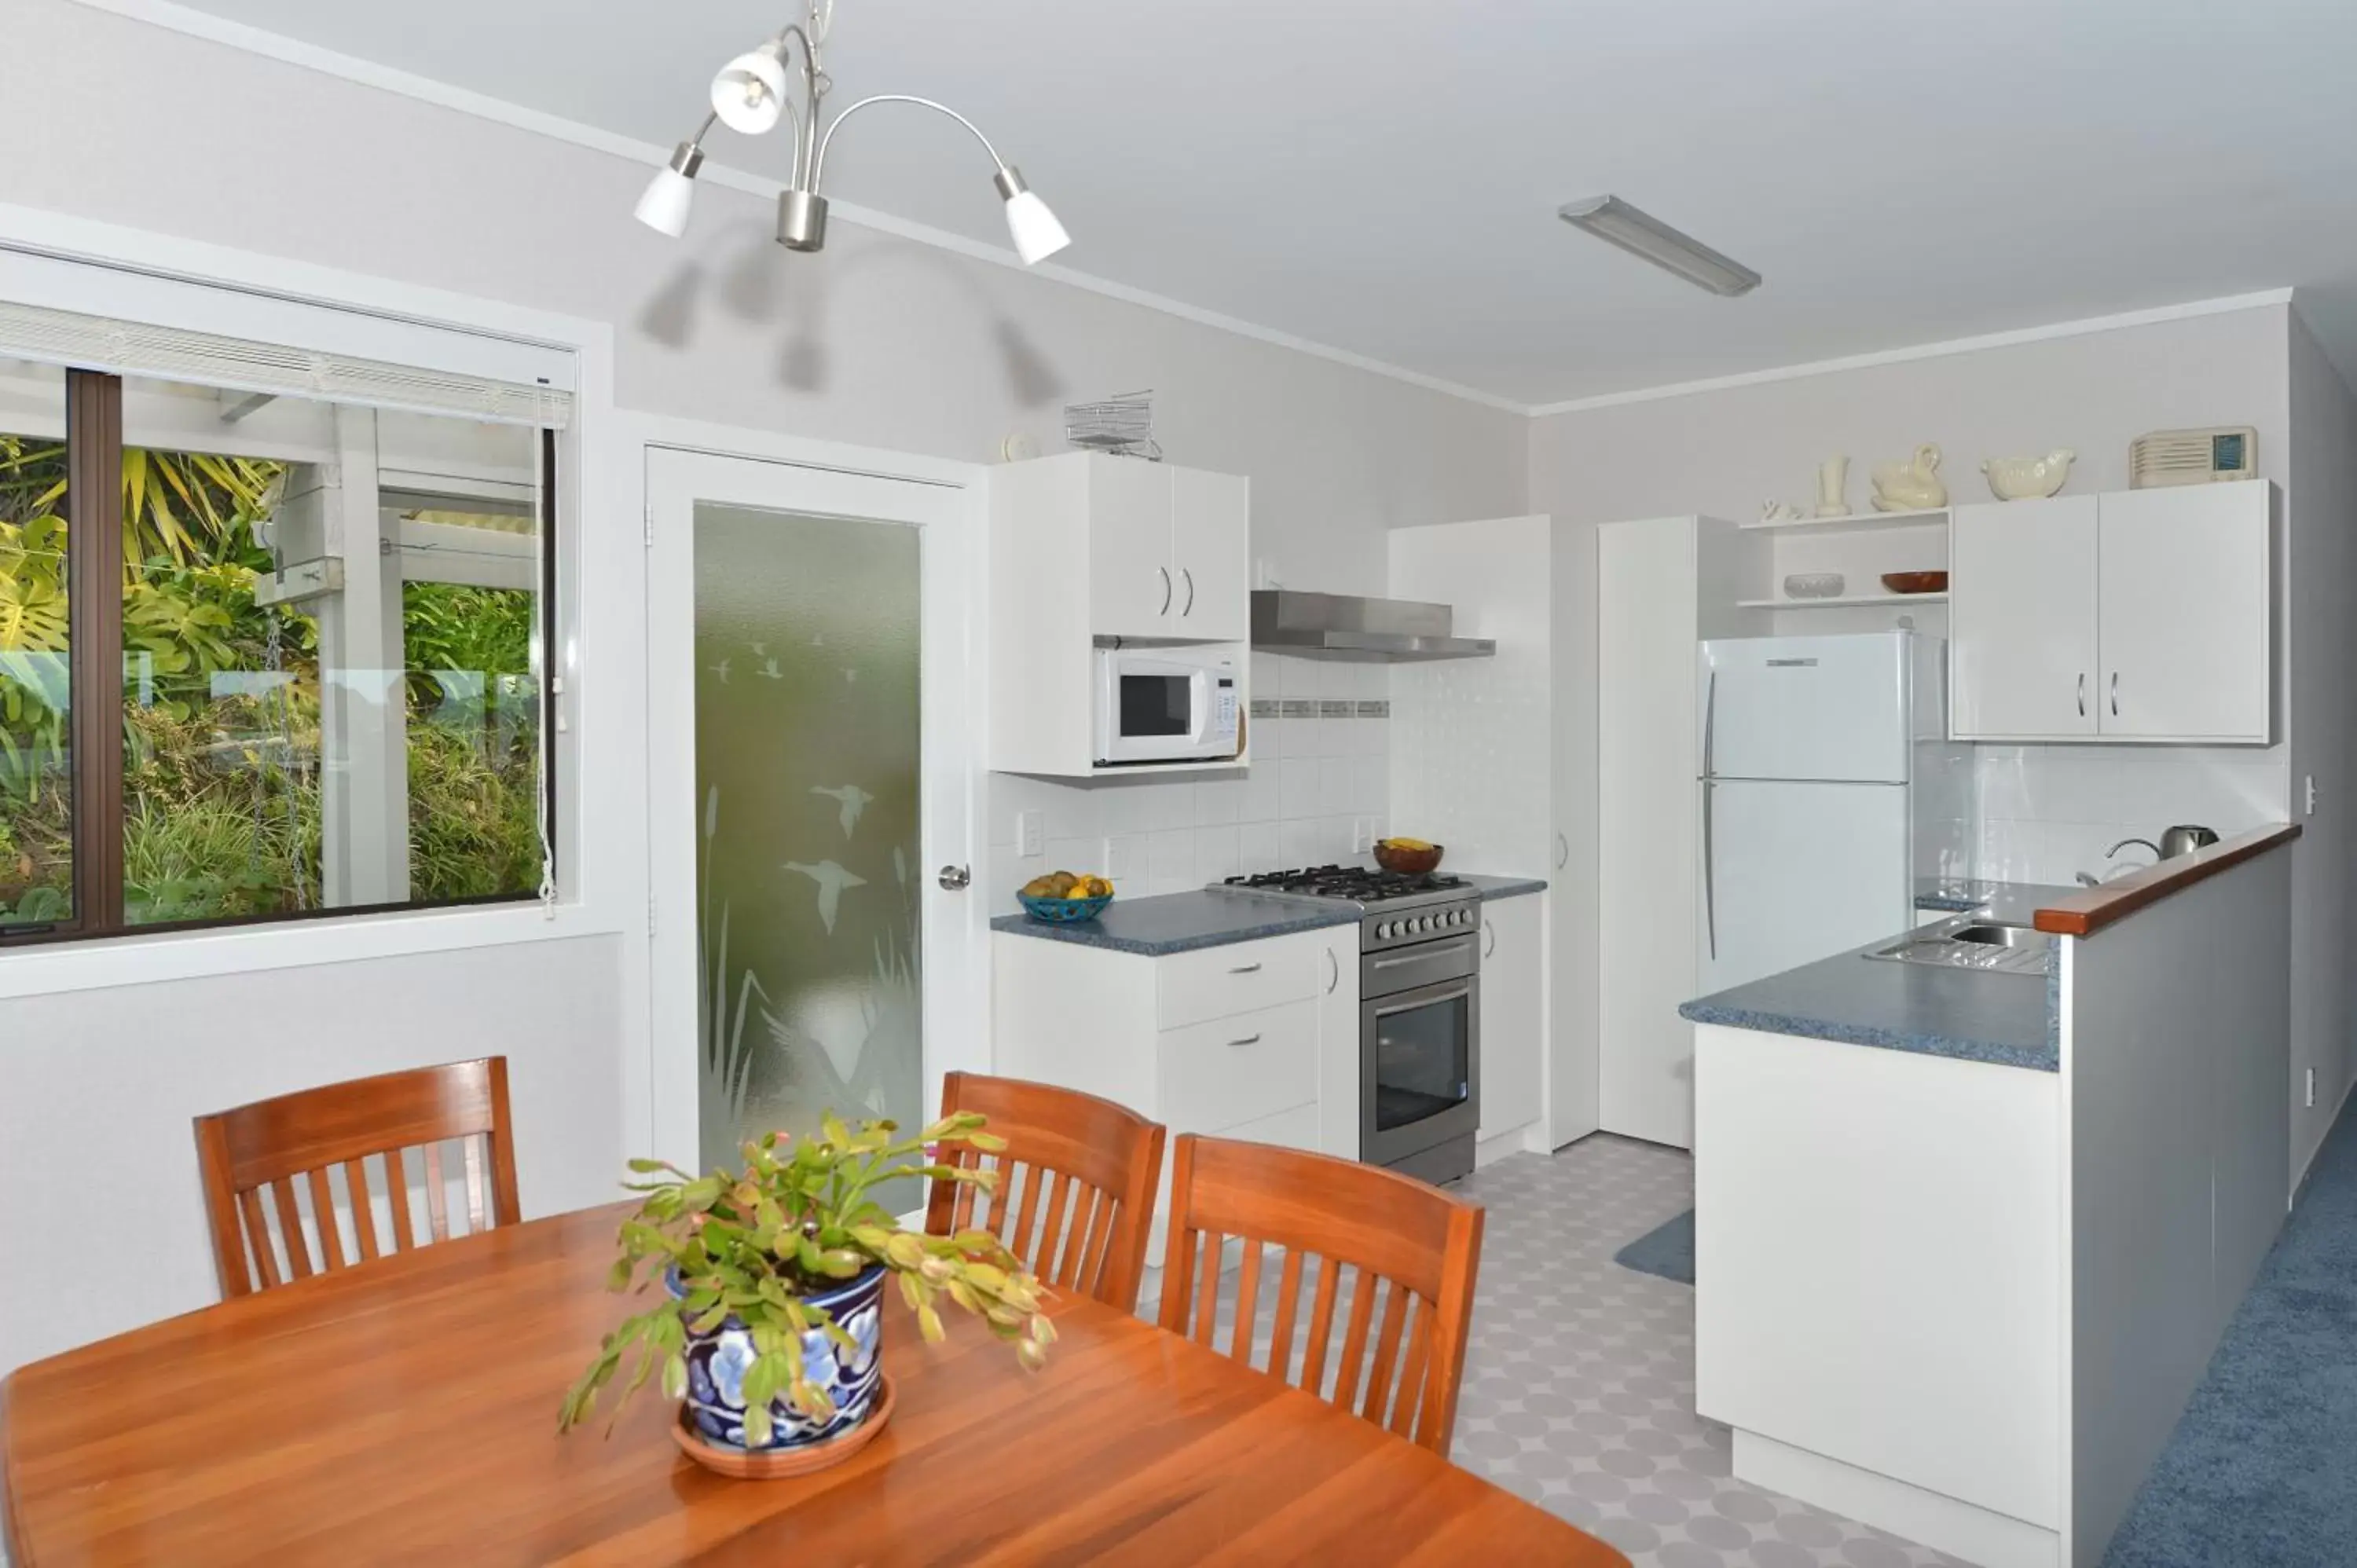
<box><xmin>1373</xmin><ymin>841</ymin><xmax>1444</xmax><ymax>876</ymax></box>
<box><xmin>1880</xmin><ymin>570</ymin><xmax>1949</xmax><ymax>595</ymax></box>
<box><xmin>670</xmin><ymin>1375</ymin><xmax>897</xmax><ymax>1480</ymax></box>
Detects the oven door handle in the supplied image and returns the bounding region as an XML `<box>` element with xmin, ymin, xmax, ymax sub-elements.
<box><xmin>1368</xmin><ymin>978</ymin><xmax>1475</xmax><ymax>1019</ymax></box>
<box><xmin>1367</xmin><ymin>936</ymin><xmax>1478</xmax><ymax>972</ymax></box>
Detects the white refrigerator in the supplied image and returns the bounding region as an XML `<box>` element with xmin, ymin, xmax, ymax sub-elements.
<box><xmin>1696</xmin><ymin>630</ymin><xmax>1958</xmax><ymax>994</ymax></box>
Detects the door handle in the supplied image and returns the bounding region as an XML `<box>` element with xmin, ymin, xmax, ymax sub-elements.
<box><xmin>1182</xmin><ymin>568</ymin><xmax>1195</xmax><ymax>616</ymax></box>
<box><xmin>1554</xmin><ymin>831</ymin><xmax>1569</xmax><ymax>870</ymax></box>
<box><xmin>1157</xmin><ymin>566</ymin><xmax>1172</xmax><ymax>616</ymax></box>
<box><xmin>1323</xmin><ymin>947</ymin><xmax>1340</xmax><ymax>995</ymax></box>
<box><xmin>1483</xmin><ymin>919</ymin><xmax>1496</xmax><ymax>958</ymax></box>
<box><xmin>2110</xmin><ymin>672</ymin><xmax>2120</xmax><ymax>716</ymax></box>
<box><xmin>937</xmin><ymin>864</ymin><xmax>971</xmax><ymax>891</ymax></box>
<box><xmin>1702</xmin><ymin>780</ymin><xmax>1717</xmax><ymax>962</ymax></box>
<box><xmin>1702</xmin><ymin>669</ymin><xmax>1718</xmax><ymax>779</ymax></box>
<box><xmin>2078</xmin><ymin>672</ymin><xmax>2087</xmax><ymax>719</ymax></box>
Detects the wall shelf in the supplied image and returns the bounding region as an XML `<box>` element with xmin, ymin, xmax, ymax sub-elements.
<box><xmin>1740</xmin><ymin>506</ymin><xmax>1951</xmax><ymax>536</ymax></box>
<box><xmin>1739</xmin><ymin>592</ymin><xmax>1949</xmax><ymax>610</ymax></box>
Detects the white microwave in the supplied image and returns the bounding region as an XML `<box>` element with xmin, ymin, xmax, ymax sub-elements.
<box><xmin>1093</xmin><ymin>646</ymin><xmax>1241</xmax><ymax>765</ymax></box>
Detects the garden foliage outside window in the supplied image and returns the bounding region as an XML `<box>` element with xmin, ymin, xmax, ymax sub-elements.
<box><xmin>0</xmin><ymin>363</ymin><xmax>553</xmax><ymax>941</ymax></box>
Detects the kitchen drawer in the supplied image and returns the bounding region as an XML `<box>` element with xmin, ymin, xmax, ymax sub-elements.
<box><xmin>1160</xmin><ymin>998</ymin><xmax>1319</xmax><ymax>1133</ymax></box>
<box><xmin>1157</xmin><ymin>936</ymin><xmax>1320</xmax><ymax>1030</ymax></box>
<box><xmin>1210</xmin><ymin>1098</ymin><xmax>1321</xmax><ymax>1154</ymax></box>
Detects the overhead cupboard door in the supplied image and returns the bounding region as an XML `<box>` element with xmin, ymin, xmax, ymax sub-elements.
<box><xmin>2097</xmin><ymin>484</ymin><xmax>2272</xmax><ymax>743</ymax></box>
<box><xmin>1949</xmin><ymin>497</ymin><xmax>2100</xmax><ymax>741</ymax></box>
<box><xmin>1700</xmin><ymin>632</ymin><xmax>1911</xmax><ymax>783</ymax></box>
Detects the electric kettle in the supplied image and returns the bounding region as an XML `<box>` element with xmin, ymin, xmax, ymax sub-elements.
<box><xmin>2160</xmin><ymin>824</ymin><xmax>2220</xmax><ymax>859</ymax></box>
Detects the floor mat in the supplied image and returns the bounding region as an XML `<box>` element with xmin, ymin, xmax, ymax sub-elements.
<box><xmin>1613</xmin><ymin>1206</ymin><xmax>1695</xmax><ymax>1286</ymax></box>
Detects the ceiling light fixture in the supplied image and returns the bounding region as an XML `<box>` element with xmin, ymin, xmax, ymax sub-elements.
<box><xmin>1556</xmin><ymin>195</ymin><xmax>1761</xmax><ymax>297</ymax></box>
<box><xmin>632</xmin><ymin>0</ymin><xmax>1069</xmax><ymax>265</ymax></box>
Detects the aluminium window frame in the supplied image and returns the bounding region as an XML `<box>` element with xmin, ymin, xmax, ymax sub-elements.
<box><xmin>0</xmin><ymin>377</ymin><xmax>558</xmax><ymax>949</ymax></box>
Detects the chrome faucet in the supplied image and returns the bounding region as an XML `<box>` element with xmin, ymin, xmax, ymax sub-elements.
<box><xmin>2106</xmin><ymin>836</ymin><xmax>2162</xmax><ymax>861</ymax></box>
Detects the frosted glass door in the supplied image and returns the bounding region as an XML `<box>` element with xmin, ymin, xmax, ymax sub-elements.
<box><xmin>694</xmin><ymin>505</ymin><xmax>921</xmax><ymax>1173</ymax></box>
<box><xmin>644</xmin><ymin>445</ymin><xmax>981</xmax><ymax>1196</ymax></box>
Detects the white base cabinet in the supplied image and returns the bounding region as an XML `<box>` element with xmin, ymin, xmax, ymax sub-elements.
<box><xmin>1950</xmin><ymin>480</ymin><xmax>2274</xmax><ymax>745</ymax></box>
<box><xmin>992</xmin><ymin>924</ymin><xmax>1358</xmax><ymax>1261</ymax></box>
<box><xmin>1477</xmin><ymin>895</ymin><xmax>1546</xmax><ymax>1151</ymax></box>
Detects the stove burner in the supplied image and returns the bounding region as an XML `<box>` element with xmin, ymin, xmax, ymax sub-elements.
<box><xmin>1222</xmin><ymin>864</ymin><xmax>1469</xmax><ymax>903</ymax></box>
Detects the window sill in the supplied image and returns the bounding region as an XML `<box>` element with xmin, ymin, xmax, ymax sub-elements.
<box><xmin>0</xmin><ymin>896</ymin><xmax>630</xmax><ymax>1004</ymax></box>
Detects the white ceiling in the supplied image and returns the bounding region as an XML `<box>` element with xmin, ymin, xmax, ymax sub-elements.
<box><xmin>162</xmin><ymin>0</ymin><xmax>2357</xmax><ymax>407</ymax></box>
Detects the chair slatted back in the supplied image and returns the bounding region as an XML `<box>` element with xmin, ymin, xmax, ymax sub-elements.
<box><xmin>193</xmin><ymin>1057</ymin><xmax>520</xmax><ymax>1299</ymax></box>
<box><xmin>1157</xmin><ymin>1134</ymin><xmax>1485</xmax><ymax>1456</ymax></box>
<box><xmin>924</xmin><ymin>1072</ymin><xmax>1165</xmax><ymax>1313</ymax></box>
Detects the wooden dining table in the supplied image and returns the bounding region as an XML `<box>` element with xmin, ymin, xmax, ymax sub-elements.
<box><xmin>2</xmin><ymin>1203</ymin><xmax>1626</xmax><ymax>1566</ymax></box>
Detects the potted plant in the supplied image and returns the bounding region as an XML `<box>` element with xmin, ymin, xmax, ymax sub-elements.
<box><xmin>559</xmin><ymin>1111</ymin><xmax>1053</xmax><ymax>1472</ymax></box>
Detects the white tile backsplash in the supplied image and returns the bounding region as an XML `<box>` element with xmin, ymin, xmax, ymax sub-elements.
<box><xmin>984</xmin><ymin>653</ymin><xmax>1390</xmax><ymax>910</ymax></box>
<box><xmin>1968</xmin><ymin>742</ymin><xmax>2289</xmax><ymax>885</ymax></box>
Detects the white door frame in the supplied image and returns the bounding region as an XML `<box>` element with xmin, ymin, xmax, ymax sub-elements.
<box><xmin>626</xmin><ymin>415</ymin><xmax>990</xmax><ymax>1171</ymax></box>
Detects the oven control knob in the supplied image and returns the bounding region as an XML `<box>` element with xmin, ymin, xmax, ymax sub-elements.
<box><xmin>1413</xmin><ymin>915</ymin><xmax>1431</xmax><ymax>932</ymax></box>
<box><xmin>1376</xmin><ymin>921</ymin><xmax>1395</xmax><ymax>940</ymax></box>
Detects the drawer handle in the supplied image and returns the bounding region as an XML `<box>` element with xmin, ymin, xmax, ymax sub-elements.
<box><xmin>1226</xmin><ymin>1033</ymin><xmax>1262</xmax><ymax>1048</ymax></box>
<box><xmin>1227</xmin><ymin>962</ymin><xmax>1263</xmax><ymax>974</ymax></box>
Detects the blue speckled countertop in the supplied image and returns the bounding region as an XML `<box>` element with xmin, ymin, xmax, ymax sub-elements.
<box><xmin>991</xmin><ymin>873</ymin><xmax>1549</xmax><ymax>956</ymax></box>
<box><xmin>1681</xmin><ymin>881</ymin><xmax>2078</xmax><ymax>1072</ymax></box>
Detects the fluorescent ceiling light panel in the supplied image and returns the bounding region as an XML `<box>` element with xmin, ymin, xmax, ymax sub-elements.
<box><xmin>1557</xmin><ymin>195</ymin><xmax>1761</xmax><ymax>297</ymax></box>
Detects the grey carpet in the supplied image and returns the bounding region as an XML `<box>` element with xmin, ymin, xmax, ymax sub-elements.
<box><xmin>1614</xmin><ymin>1207</ymin><xmax>1696</xmax><ymax>1286</ymax></box>
<box><xmin>2100</xmin><ymin>1094</ymin><xmax>2357</xmax><ymax>1568</ymax></box>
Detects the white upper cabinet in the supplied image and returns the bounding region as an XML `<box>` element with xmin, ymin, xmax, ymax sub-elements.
<box><xmin>1086</xmin><ymin>456</ymin><xmax>1178</xmax><ymax>639</ymax></box>
<box><xmin>1950</xmin><ymin>496</ymin><xmax>2100</xmax><ymax>740</ymax></box>
<box><xmin>2097</xmin><ymin>484</ymin><xmax>2272</xmax><ymax>742</ymax></box>
<box><xmin>1949</xmin><ymin>482</ymin><xmax>2273</xmax><ymax>745</ymax></box>
<box><xmin>1171</xmin><ymin>466</ymin><xmax>1251</xmax><ymax>641</ymax></box>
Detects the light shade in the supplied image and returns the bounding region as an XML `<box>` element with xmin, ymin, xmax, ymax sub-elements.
<box><xmin>712</xmin><ymin>46</ymin><xmax>788</xmax><ymax>134</ymax></box>
<box><xmin>993</xmin><ymin>167</ymin><xmax>1069</xmax><ymax>265</ymax></box>
<box><xmin>634</xmin><ymin>165</ymin><xmax>698</xmax><ymax>237</ymax></box>
<box><xmin>1556</xmin><ymin>195</ymin><xmax>1760</xmax><ymax>297</ymax></box>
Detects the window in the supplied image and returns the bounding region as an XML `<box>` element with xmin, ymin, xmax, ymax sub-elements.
<box><xmin>0</xmin><ymin>363</ymin><xmax>555</xmax><ymax>943</ymax></box>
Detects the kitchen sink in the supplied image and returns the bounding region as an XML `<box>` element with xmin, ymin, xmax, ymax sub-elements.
<box><xmin>1864</xmin><ymin>915</ymin><xmax>2055</xmax><ymax>976</ymax></box>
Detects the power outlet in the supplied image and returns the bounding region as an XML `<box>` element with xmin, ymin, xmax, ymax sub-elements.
<box><xmin>2307</xmin><ymin>1068</ymin><xmax>2317</xmax><ymax>1108</ymax></box>
<box><xmin>2306</xmin><ymin>775</ymin><xmax>2319</xmax><ymax>816</ymax></box>
<box><xmin>1351</xmin><ymin>816</ymin><xmax>1376</xmax><ymax>854</ymax></box>
<box><xmin>1015</xmin><ymin>809</ymin><xmax>1044</xmax><ymax>858</ymax></box>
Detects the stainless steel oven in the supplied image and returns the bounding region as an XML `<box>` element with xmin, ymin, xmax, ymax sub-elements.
<box><xmin>1360</xmin><ymin>917</ymin><xmax>1479</xmax><ymax>1184</ymax></box>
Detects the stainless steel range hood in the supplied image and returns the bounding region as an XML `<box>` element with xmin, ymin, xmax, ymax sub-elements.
<box><xmin>1249</xmin><ymin>590</ymin><xmax>1495</xmax><ymax>661</ymax></box>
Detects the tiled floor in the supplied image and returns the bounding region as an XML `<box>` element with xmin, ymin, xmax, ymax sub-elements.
<box><xmin>1450</xmin><ymin>1135</ymin><xmax>1967</xmax><ymax>1567</ymax></box>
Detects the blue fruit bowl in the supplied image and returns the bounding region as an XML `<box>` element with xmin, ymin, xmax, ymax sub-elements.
<box><xmin>1020</xmin><ymin>892</ymin><xmax>1113</xmax><ymax>924</ymax></box>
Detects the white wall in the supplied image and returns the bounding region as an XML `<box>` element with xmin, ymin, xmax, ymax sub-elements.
<box><xmin>1527</xmin><ymin>302</ymin><xmax>2357</xmax><ymax>1188</ymax></box>
<box><xmin>2287</xmin><ymin>310</ymin><xmax>2357</xmax><ymax>1173</ymax></box>
<box><xmin>0</xmin><ymin>0</ymin><xmax>1524</xmax><ymax>1379</ymax></box>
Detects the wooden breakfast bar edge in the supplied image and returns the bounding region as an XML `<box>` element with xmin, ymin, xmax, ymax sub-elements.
<box><xmin>2033</xmin><ymin>822</ymin><xmax>2302</xmax><ymax>936</ymax></box>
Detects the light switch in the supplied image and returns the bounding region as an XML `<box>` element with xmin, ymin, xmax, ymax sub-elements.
<box><xmin>1016</xmin><ymin>809</ymin><xmax>1044</xmax><ymax>857</ymax></box>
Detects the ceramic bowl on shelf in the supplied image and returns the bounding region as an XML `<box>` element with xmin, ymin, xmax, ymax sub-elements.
<box><xmin>1982</xmin><ymin>450</ymin><xmax>2076</xmax><ymax>500</ymax></box>
<box><xmin>1783</xmin><ymin>572</ymin><xmax>1846</xmax><ymax>599</ymax></box>
<box><xmin>1880</xmin><ymin>570</ymin><xmax>1949</xmax><ymax>595</ymax></box>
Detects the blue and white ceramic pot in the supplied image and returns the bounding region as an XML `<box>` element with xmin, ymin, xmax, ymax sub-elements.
<box><xmin>674</xmin><ymin>1266</ymin><xmax>886</xmax><ymax>1451</ymax></box>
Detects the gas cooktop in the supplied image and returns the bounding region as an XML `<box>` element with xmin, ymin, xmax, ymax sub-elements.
<box><xmin>1215</xmin><ymin>865</ymin><xmax>1471</xmax><ymax>909</ymax></box>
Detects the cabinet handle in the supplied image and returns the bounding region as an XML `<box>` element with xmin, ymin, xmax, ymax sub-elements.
<box><xmin>1554</xmin><ymin>831</ymin><xmax>1569</xmax><ymax>870</ymax></box>
<box><xmin>1181</xmin><ymin>568</ymin><xmax>1195</xmax><ymax>616</ymax></box>
<box><xmin>1323</xmin><ymin>947</ymin><xmax>1339</xmax><ymax>995</ymax></box>
<box><xmin>1483</xmin><ymin>919</ymin><xmax>1497</xmax><ymax>958</ymax></box>
<box><xmin>1225</xmin><ymin>1033</ymin><xmax>1262</xmax><ymax>1049</ymax></box>
<box><xmin>1228</xmin><ymin>962</ymin><xmax>1262</xmax><ymax>974</ymax></box>
<box><xmin>2077</xmin><ymin>672</ymin><xmax>2086</xmax><ymax>719</ymax></box>
<box><xmin>2111</xmin><ymin>672</ymin><xmax>2120</xmax><ymax>717</ymax></box>
<box><xmin>1157</xmin><ymin>566</ymin><xmax>1172</xmax><ymax>616</ymax></box>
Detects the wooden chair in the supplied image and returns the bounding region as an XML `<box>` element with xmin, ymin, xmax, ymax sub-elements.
<box><xmin>1157</xmin><ymin>1134</ymin><xmax>1486</xmax><ymax>1456</ymax></box>
<box><xmin>193</xmin><ymin>1057</ymin><xmax>521</xmax><ymax>1299</ymax></box>
<box><xmin>925</xmin><ymin>1072</ymin><xmax>1166</xmax><ymax>1313</ymax></box>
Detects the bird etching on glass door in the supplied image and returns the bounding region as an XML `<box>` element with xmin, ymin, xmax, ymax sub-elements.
<box><xmin>709</xmin><ymin>656</ymin><xmax>731</xmax><ymax>684</ymax></box>
<box><xmin>783</xmin><ymin>859</ymin><xmax>867</xmax><ymax>934</ymax></box>
<box><xmin>809</xmin><ymin>783</ymin><xmax>874</xmax><ymax>839</ymax></box>
<box><xmin>755</xmin><ymin>655</ymin><xmax>783</xmax><ymax>680</ymax></box>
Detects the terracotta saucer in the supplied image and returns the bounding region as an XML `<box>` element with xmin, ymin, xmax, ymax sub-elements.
<box><xmin>669</xmin><ymin>1376</ymin><xmax>896</xmax><ymax>1480</ymax></box>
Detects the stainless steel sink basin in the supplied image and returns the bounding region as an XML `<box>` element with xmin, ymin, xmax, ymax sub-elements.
<box><xmin>1864</xmin><ymin>915</ymin><xmax>2055</xmax><ymax>976</ymax></box>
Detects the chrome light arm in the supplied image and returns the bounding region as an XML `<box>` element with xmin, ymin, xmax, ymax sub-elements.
<box><xmin>811</xmin><ymin>93</ymin><xmax>1014</xmax><ymax>190</ymax></box>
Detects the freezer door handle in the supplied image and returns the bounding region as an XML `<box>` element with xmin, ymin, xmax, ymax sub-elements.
<box><xmin>1701</xmin><ymin>669</ymin><xmax>1718</xmax><ymax>780</ymax></box>
<box><xmin>1701</xmin><ymin>779</ymin><xmax>1718</xmax><ymax>962</ymax></box>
